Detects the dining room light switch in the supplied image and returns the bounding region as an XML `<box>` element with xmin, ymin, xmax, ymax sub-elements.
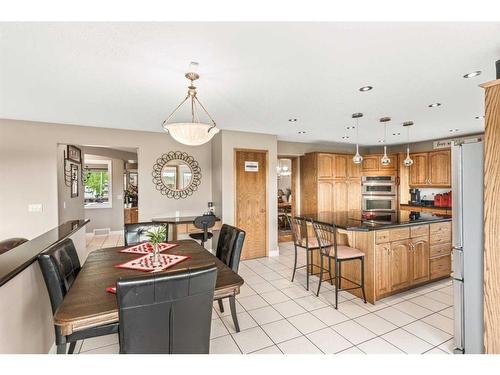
<box><xmin>28</xmin><ymin>203</ymin><xmax>43</xmax><ymax>213</ymax></box>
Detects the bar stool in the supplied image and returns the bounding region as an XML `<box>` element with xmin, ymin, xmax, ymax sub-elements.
<box><xmin>288</xmin><ymin>216</ymin><xmax>321</xmax><ymax>291</ymax></box>
<box><xmin>312</xmin><ymin>221</ymin><xmax>367</xmax><ymax>309</ymax></box>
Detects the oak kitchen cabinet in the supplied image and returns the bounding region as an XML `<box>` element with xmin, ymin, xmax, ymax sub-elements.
<box><xmin>300</xmin><ymin>152</ymin><xmax>361</xmax><ymax>215</ymax></box>
<box><xmin>308</xmin><ymin>218</ymin><xmax>452</xmax><ymax>304</ymax></box>
<box><xmin>409</xmin><ymin>150</ymin><xmax>451</xmax><ymax>187</ymax></box>
<box><xmin>362</xmin><ymin>154</ymin><xmax>399</xmax><ymax>175</ymax></box>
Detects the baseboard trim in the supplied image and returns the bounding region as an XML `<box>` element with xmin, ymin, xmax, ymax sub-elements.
<box><xmin>268</xmin><ymin>248</ymin><xmax>280</xmax><ymax>257</ymax></box>
<box><xmin>48</xmin><ymin>342</ymin><xmax>56</xmax><ymax>354</ymax></box>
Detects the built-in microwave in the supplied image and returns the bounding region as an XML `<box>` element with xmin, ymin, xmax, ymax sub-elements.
<box><xmin>362</xmin><ymin>195</ymin><xmax>397</xmax><ymax>212</ymax></box>
<box><xmin>361</xmin><ymin>176</ymin><xmax>397</xmax><ymax>195</ymax></box>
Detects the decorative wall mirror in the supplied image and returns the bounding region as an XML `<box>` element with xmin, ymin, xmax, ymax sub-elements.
<box><xmin>152</xmin><ymin>151</ymin><xmax>201</xmax><ymax>199</ymax></box>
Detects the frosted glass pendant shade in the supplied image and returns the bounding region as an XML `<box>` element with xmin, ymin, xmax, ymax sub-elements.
<box><xmin>165</xmin><ymin>122</ymin><xmax>220</xmax><ymax>146</ymax></box>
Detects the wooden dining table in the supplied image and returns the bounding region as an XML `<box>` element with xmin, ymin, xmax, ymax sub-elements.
<box><xmin>54</xmin><ymin>240</ymin><xmax>244</xmax><ymax>336</ymax></box>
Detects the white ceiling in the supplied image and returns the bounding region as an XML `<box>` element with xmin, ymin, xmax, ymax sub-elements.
<box><xmin>1</xmin><ymin>22</ymin><xmax>499</xmax><ymax>145</ymax></box>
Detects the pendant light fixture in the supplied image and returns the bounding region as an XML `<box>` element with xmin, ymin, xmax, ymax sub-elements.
<box><xmin>162</xmin><ymin>62</ymin><xmax>220</xmax><ymax>146</ymax></box>
<box><xmin>380</xmin><ymin>117</ymin><xmax>391</xmax><ymax>166</ymax></box>
<box><xmin>403</xmin><ymin>121</ymin><xmax>414</xmax><ymax>167</ymax></box>
<box><xmin>352</xmin><ymin>112</ymin><xmax>364</xmax><ymax>164</ymax></box>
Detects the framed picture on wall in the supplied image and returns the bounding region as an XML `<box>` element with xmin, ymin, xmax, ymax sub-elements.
<box><xmin>67</xmin><ymin>145</ymin><xmax>82</xmax><ymax>164</ymax></box>
<box><xmin>71</xmin><ymin>164</ymin><xmax>79</xmax><ymax>198</ymax></box>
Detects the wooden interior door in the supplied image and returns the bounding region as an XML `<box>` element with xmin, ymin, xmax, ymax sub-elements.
<box><xmin>411</xmin><ymin>236</ymin><xmax>430</xmax><ymax>284</ymax></box>
<box><xmin>235</xmin><ymin>150</ymin><xmax>267</xmax><ymax>260</ymax></box>
<box><xmin>428</xmin><ymin>150</ymin><xmax>451</xmax><ymax>186</ymax></box>
<box><xmin>390</xmin><ymin>239</ymin><xmax>411</xmax><ymax>291</ymax></box>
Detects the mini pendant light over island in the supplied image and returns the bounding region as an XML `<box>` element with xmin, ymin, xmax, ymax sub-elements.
<box><xmin>402</xmin><ymin>121</ymin><xmax>414</xmax><ymax>167</ymax></box>
<box><xmin>380</xmin><ymin>117</ymin><xmax>391</xmax><ymax>166</ymax></box>
<box><xmin>352</xmin><ymin>112</ymin><xmax>364</xmax><ymax>164</ymax></box>
<box><xmin>162</xmin><ymin>62</ymin><xmax>220</xmax><ymax>146</ymax></box>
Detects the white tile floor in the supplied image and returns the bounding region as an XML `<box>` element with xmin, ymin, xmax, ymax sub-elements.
<box><xmin>77</xmin><ymin>237</ymin><xmax>454</xmax><ymax>354</ymax></box>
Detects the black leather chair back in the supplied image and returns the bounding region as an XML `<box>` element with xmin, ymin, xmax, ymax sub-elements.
<box><xmin>215</xmin><ymin>224</ymin><xmax>246</xmax><ymax>273</ymax></box>
<box><xmin>116</xmin><ymin>264</ymin><xmax>217</xmax><ymax>354</ymax></box>
<box><xmin>124</xmin><ymin>222</ymin><xmax>167</xmax><ymax>246</ymax></box>
<box><xmin>38</xmin><ymin>238</ymin><xmax>81</xmax><ymax>314</ymax></box>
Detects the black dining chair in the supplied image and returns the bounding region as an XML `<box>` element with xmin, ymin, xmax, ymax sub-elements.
<box><xmin>38</xmin><ymin>238</ymin><xmax>119</xmax><ymax>354</ymax></box>
<box><xmin>213</xmin><ymin>224</ymin><xmax>246</xmax><ymax>332</ymax></box>
<box><xmin>312</xmin><ymin>221</ymin><xmax>367</xmax><ymax>309</ymax></box>
<box><xmin>116</xmin><ymin>264</ymin><xmax>217</xmax><ymax>354</ymax></box>
<box><xmin>124</xmin><ymin>222</ymin><xmax>168</xmax><ymax>246</ymax></box>
<box><xmin>189</xmin><ymin>214</ymin><xmax>216</xmax><ymax>248</ymax></box>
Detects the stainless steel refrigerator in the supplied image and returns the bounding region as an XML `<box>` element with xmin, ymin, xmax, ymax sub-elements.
<box><xmin>452</xmin><ymin>139</ymin><xmax>484</xmax><ymax>354</ymax></box>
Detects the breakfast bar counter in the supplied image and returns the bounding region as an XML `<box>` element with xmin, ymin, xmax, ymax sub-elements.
<box><xmin>297</xmin><ymin>211</ymin><xmax>452</xmax><ymax>304</ymax></box>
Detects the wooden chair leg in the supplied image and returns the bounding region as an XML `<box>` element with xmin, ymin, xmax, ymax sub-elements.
<box><xmin>229</xmin><ymin>296</ymin><xmax>240</xmax><ymax>332</ymax></box>
<box><xmin>217</xmin><ymin>299</ymin><xmax>224</xmax><ymax>313</ymax></box>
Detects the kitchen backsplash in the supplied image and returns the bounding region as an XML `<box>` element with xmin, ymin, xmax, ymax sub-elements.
<box><xmin>419</xmin><ymin>188</ymin><xmax>451</xmax><ymax>201</ymax></box>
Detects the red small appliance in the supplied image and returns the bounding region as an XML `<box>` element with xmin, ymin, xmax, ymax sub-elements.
<box><xmin>434</xmin><ymin>194</ymin><xmax>443</xmax><ymax>207</ymax></box>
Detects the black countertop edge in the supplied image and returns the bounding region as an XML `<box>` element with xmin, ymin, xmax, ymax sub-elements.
<box><xmin>401</xmin><ymin>203</ymin><xmax>452</xmax><ymax>210</ymax></box>
<box><xmin>0</xmin><ymin>219</ymin><xmax>89</xmax><ymax>287</ymax></box>
<box><xmin>342</xmin><ymin>217</ymin><xmax>452</xmax><ymax>232</ymax></box>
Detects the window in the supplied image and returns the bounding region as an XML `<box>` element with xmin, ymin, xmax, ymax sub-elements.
<box><xmin>84</xmin><ymin>159</ymin><xmax>112</xmax><ymax>209</ymax></box>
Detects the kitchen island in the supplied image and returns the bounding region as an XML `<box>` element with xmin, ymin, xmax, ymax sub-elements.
<box><xmin>298</xmin><ymin>211</ymin><xmax>452</xmax><ymax>304</ymax></box>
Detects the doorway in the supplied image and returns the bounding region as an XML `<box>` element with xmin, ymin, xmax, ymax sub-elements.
<box><xmin>235</xmin><ymin>149</ymin><xmax>268</xmax><ymax>260</ymax></box>
<box><xmin>277</xmin><ymin>156</ymin><xmax>298</xmax><ymax>243</ymax></box>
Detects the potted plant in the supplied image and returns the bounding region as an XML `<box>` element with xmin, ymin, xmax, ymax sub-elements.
<box><xmin>146</xmin><ymin>226</ymin><xmax>166</xmax><ymax>267</ymax></box>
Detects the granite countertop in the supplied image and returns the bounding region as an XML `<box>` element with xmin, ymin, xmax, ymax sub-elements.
<box><xmin>297</xmin><ymin>211</ymin><xmax>452</xmax><ymax>232</ymax></box>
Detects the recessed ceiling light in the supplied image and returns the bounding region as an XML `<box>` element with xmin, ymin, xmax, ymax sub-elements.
<box><xmin>298</xmin><ymin>131</ymin><xmax>306</xmax><ymax>134</ymax></box>
<box><xmin>378</xmin><ymin>139</ymin><xmax>384</xmax><ymax>143</ymax></box>
<box><xmin>428</xmin><ymin>103</ymin><xmax>442</xmax><ymax>108</ymax></box>
<box><xmin>463</xmin><ymin>71</ymin><xmax>482</xmax><ymax>78</ymax></box>
<box><xmin>341</xmin><ymin>136</ymin><xmax>350</xmax><ymax>140</ymax></box>
<box><xmin>449</xmin><ymin>128</ymin><xmax>460</xmax><ymax>133</ymax></box>
<box><xmin>392</xmin><ymin>132</ymin><xmax>401</xmax><ymax>136</ymax></box>
<box><xmin>359</xmin><ymin>86</ymin><xmax>373</xmax><ymax>92</ymax></box>
<box><xmin>288</xmin><ymin>118</ymin><xmax>298</xmax><ymax>122</ymax></box>
<box><xmin>346</xmin><ymin>126</ymin><xmax>356</xmax><ymax>130</ymax></box>
<box><xmin>475</xmin><ymin>116</ymin><xmax>484</xmax><ymax>120</ymax></box>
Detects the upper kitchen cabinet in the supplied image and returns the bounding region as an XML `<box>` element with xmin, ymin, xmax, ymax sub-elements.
<box><xmin>362</xmin><ymin>154</ymin><xmax>398</xmax><ymax>175</ymax></box>
<box><xmin>317</xmin><ymin>153</ymin><xmax>350</xmax><ymax>179</ymax></box>
<box><xmin>409</xmin><ymin>150</ymin><xmax>451</xmax><ymax>187</ymax></box>
<box><xmin>300</xmin><ymin>152</ymin><xmax>361</xmax><ymax>215</ymax></box>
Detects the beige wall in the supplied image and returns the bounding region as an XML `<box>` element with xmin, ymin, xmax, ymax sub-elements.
<box><xmin>0</xmin><ymin>226</ymin><xmax>87</xmax><ymax>354</ymax></box>
<box><xmin>0</xmin><ymin>119</ymin><xmax>212</xmax><ymax>240</ymax></box>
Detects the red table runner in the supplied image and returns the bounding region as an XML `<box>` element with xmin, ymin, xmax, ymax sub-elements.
<box><xmin>119</xmin><ymin>242</ymin><xmax>178</xmax><ymax>255</ymax></box>
<box><xmin>116</xmin><ymin>253</ymin><xmax>190</xmax><ymax>273</ymax></box>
